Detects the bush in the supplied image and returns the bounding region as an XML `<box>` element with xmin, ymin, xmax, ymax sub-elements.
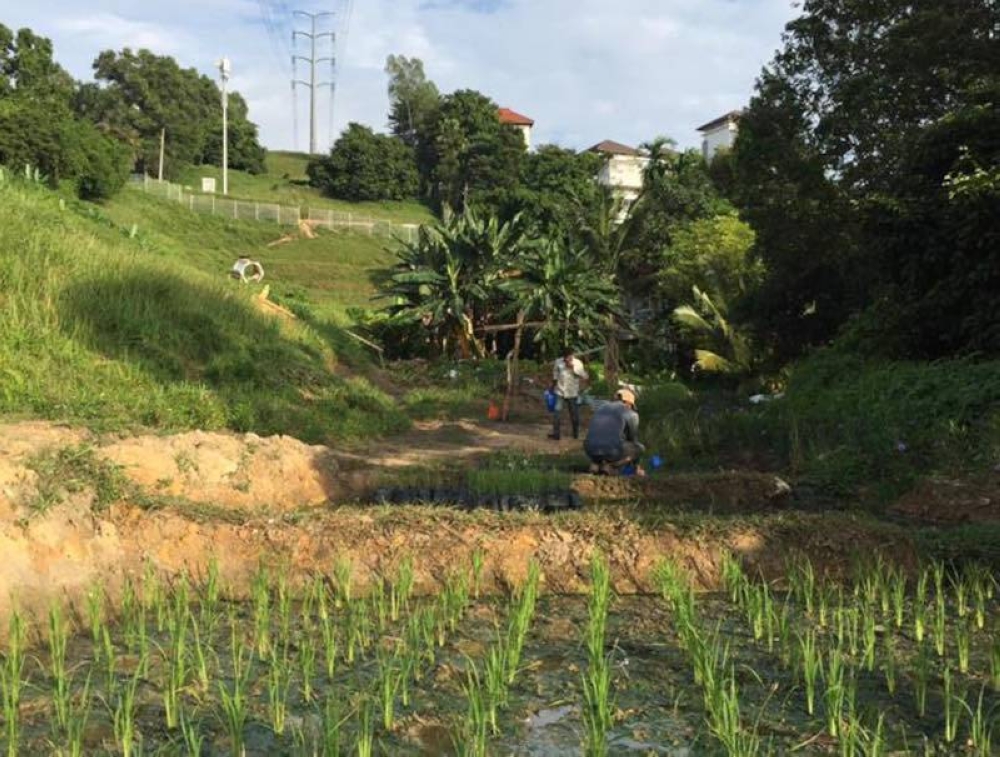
<box><xmin>307</xmin><ymin>123</ymin><xmax>418</xmax><ymax>202</ymax></box>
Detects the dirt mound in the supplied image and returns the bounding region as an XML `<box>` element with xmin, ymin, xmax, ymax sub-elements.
<box><xmin>0</xmin><ymin>423</ymin><xmax>340</xmax><ymax>517</ymax></box>
<box><xmin>890</xmin><ymin>471</ymin><xmax>1000</xmax><ymax>524</ymax></box>
<box><xmin>574</xmin><ymin>471</ymin><xmax>793</xmax><ymax>511</ymax></box>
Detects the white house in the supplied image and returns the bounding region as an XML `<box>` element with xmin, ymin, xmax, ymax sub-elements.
<box><xmin>587</xmin><ymin>140</ymin><xmax>649</xmax><ymax>206</ymax></box>
<box><xmin>697</xmin><ymin>110</ymin><xmax>742</xmax><ymax>161</ymax></box>
<box><xmin>498</xmin><ymin>108</ymin><xmax>534</xmax><ymax>150</ymax></box>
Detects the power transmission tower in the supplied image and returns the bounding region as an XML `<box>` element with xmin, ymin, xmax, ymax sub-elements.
<box><xmin>292</xmin><ymin>11</ymin><xmax>335</xmax><ymax>155</ymax></box>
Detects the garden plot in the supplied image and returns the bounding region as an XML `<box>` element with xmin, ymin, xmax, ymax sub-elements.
<box><xmin>1</xmin><ymin>552</ymin><xmax>998</xmax><ymax>755</ymax></box>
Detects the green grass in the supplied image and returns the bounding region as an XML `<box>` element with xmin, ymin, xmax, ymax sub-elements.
<box><xmin>176</xmin><ymin>157</ymin><xmax>435</xmax><ymax>226</ymax></box>
<box><xmin>0</xmin><ymin>177</ymin><xmax>409</xmax><ymax>442</ymax></box>
<box><xmin>101</xmin><ymin>188</ymin><xmax>399</xmax><ymax>322</ymax></box>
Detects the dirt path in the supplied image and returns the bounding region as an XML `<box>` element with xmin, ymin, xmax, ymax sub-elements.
<box><xmin>339</xmin><ymin>417</ymin><xmax>580</xmax><ymax>468</ymax></box>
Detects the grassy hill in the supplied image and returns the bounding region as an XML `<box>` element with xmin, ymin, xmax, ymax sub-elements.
<box><xmin>102</xmin><ymin>187</ymin><xmax>398</xmax><ymax>323</ymax></box>
<box><xmin>0</xmin><ymin>176</ymin><xmax>409</xmax><ymax>442</ymax></box>
<box><xmin>175</xmin><ymin>151</ymin><xmax>435</xmax><ymax>227</ymax></box>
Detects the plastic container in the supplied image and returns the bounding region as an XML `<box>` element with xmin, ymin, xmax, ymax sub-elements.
<box><xmin>543</xmin><ymin>389</ymin><xmax>557</xmax><ymax>412</ymax></box>
<box><xmin>650</xmin><ymin>454</ymin><xmax>663</xmax><ymax>470</ymax></box>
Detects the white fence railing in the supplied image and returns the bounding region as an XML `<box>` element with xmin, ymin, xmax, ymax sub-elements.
<box><xmin>130</xmin><ymin>175</ymin><xmax>421</xmax><ymax>242</ymax></box>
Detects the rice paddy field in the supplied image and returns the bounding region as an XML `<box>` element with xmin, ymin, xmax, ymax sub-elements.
<box><xmin>3</xmin><ymin>548</ymin><xmax>999</xmax><ymax>756</ymax></box>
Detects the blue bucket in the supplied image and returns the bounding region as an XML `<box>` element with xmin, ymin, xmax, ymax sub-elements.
<box><xmin>544</xmin><ymin>389</ymin><xmax>557</xmax><ymax>413</ymax></box>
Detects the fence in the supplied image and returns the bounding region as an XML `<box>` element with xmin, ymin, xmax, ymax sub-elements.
<box><xmin>131</xmin><ymin>175</ymin><xmax>420</xmax><ymax>243</ymax></box>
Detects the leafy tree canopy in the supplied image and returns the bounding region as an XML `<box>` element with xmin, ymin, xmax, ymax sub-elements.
<box><xmin>307</xmin><ymin>122</ymin><xmax>419</xmax><ymax>202</ymax></box>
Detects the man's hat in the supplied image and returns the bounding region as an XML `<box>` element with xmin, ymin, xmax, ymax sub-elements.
<box><xmin>616</xmin><ymin>388</ymin><xmax>636</xmax><ymax>407</ymax></box>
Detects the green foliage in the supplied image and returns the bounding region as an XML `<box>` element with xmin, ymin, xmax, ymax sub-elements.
<box><xmin>673</xmin><ymin>287</ymin><xmax>757</xmax><ymax>379</ymax></box>
<box><xmin>307</xmin><ymin>123</ymin><xmax>418</xmax><ymax>202</ymax></box>
<box><xmin>641</xmin><ymin>353</ymin><xmax>1000</xmax><ymax>498</ymax></box>
<box><xmin>382</xmin><ymin>208</ymin><xmax>526</xmax><ymax>358</ymax></box>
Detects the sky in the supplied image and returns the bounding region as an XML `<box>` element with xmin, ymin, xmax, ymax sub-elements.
<box><xmin>1</xmin><ymin>0</ymin><xmax>799</xmax><ymax>152</ymax></box>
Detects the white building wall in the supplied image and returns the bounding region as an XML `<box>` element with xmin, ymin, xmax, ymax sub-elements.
<box><xmin>515</xmin><ymin>124</ymin><xmax>532</xmax><ymax>150</ymax></box>
<box><xmin>701</xmin><ymin>121</ymin><xmax>737</xmax><ymax>161</ymax></box>
<box><xmin>597</xmin><ymin>155</ymin><xmax>648</xmax><ymax>201</ymax></box>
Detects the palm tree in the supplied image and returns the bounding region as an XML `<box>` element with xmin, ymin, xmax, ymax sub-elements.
<box><xmin>673</xmin><ymin>286</ymin><xmax>755</xmax><ymax>376</ymax></box>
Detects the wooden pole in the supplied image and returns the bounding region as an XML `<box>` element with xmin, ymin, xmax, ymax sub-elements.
<box><xmin>501</xmin><ymin>310</ymin><xmax>526</xmax><ymax>422</ymax></box>
<box><xmin>158</xmin><ymin>128</ymin><xmax>165</xmax><ymax>181</ymax></box>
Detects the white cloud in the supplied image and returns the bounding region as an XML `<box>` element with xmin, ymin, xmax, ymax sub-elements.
<box><xmin>5</xmin><ymin>0</ymin><xmax>798</xmax><ymax>152</ymax></box>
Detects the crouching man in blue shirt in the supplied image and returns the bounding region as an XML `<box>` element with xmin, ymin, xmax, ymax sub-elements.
<box><xmin>583</xmin><ymin>389</ymin><xmax>646</xmax><ymax>476</ymax></box>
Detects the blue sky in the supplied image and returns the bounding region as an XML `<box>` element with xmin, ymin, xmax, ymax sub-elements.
<box><xmin>2</xmin><ymin>0</ymin><xmax>798</xmax><ymax>152</ymax></box>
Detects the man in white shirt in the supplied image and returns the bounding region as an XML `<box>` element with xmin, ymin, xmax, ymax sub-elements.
<box><xmin>549</xmin><ymin>348</ymin><xmax>588</xmax><ymax>440</ymax></box>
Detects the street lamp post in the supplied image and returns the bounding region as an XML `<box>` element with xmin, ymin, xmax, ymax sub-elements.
<box><xmin>217</xmin><ymin>57</ymin><xmax>231</xmax><ymax>195</ymax></box>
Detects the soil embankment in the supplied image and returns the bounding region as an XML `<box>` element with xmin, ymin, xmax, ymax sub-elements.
<box><xmin>0</xmin><ymin>421</ymin><xmax>917</xmax><ymax>635</ymax></box>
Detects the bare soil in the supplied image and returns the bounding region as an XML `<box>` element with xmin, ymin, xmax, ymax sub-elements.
<box><xmin>890</xmin><ymin>470</ymin><xmax>1000</xmax><ymax>524</ymax></box>
<box><xmin>0</xmin><ymin>418</ymin><xmax>921</xmax><ymax>638</ymax></box>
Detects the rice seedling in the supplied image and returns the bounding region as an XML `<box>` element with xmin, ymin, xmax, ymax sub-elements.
<box><xmin>267</xmin><ymin>643</ymin><xmax>292</xmax><ymax>735</ymax></box>
<box><xmin>47</xmin><ymin>604</ymin><xmax>72</xmax><ymax>731</ymax></box>
<box><xmin>319</xmin><ymin>691</ymin><xmax>343</xmax><ymax>757</ymax></box>
<box><xmin>276</xmin><ymin>571</ymin><xmax>294</xmax><ymax>647</ymax></box>
<box><xmin>914</xmin><ymin>568</ymin><xmax>929</xmax><ymax>643</ymax></box>
<box><xmin>355</xmin><ymin>695</ymin><xmax>375</xmax><ymax>757</ymax></box>
<box><xmin>199</xmin><ymin>557</ymin><xmax>221</xmax><ymax>634</ymax></box>
<box><xmin>376</xmin><ymin>644</ymin><xmax>401</xmax><ymax>730</ymax></box>
<box><xmin>57</xmin><ymin>672</ymin><xmax>92</xmax><ymax>757</ymax></box>
<box><xmin>391</xmin><ymin>556</ymin><xmax>415</xmax><ymax>621</ymax></box>
<box><xmin>581</xmin><ymin>660</ymin><xmax>613</xmax><ymax>757</ymax></box>
<box><xmin>179</xmin><ymin>708</ymin><xmax>204</xmax><ymax>757</ymax></box>
<box><xmin>956</xmin><ymin>618</ymin><xmax>971</xmax><ymax>673</ymax></box>
<box><xmin>252</xmin><ymin>566</ymin><xmax>273</xmax><ymax>661</ymax></box>
<box><xmin>505</xmin><ymin>560</ymin><xmax>540</xmax><ymax>685</ymax></box>
<box><xmin>86</xmin><ymin>583</ymin><xmax>105</xmax><ymax>652</ymax></box>
<box><xmin>913</xmin><ymin>642</ymin><xmax>930</xmax><ymax>717</ymax></box>
<box><xmin>707</xmin><ymin>669</ymin><xmax>762</xmax><ymax>757</ymax></box>
<box><xmin>824</xmin><ymin>649</ymin><xmax>846</xmax><ymax>737</ymax></box>
<box><xmin>972</xmin><ymin>570</ymin><xmax>988</xmax><ymax>631</ymax></box>
<box><xmin>943</xmin><ymin>665</ymin><xmax>962</xmax><ymax>744</ymax></box>
<box><xmin>471</xmin><ymin>547</ymin><xmax>485</xmax><ymax>599</ymax></box>
<box><xmin>798</xmin><ymin>628</ymin><xmax>821</xmax><ymax>715</ymax></box>
<box><xmin>112</xmin><ymin>668</ymin><xmax>142</xmax><ymax>757</ymax></box>
<box><xmin>966</xmin><ymin>685</ymin><xmax>994</xmax><ymax>757</ymax></box>
<box><xmin>1</xmin><ymin>610</ymin><xmax>25</xmax><ymax>757</ymax></box>
<box><xmin>933</xmin><ymin>590</ymin><xmax>947</xmax><ymax>658</ymax></box>
<box><xmin>160</xmin><ymin>605</ymin><xmax>190</xmax><ymax>730</ymax></box>
<box><xmin>189</xmin><ymin>613</ymin><xmax>212</xmax><ymax>695</ymax></box>
<box><xmin>953</xmin><ymin>572</ymin><xmax>969</xmax><ymax>620</ymax></box>
<box><xmin>218</xmin><ymin>618</ymin><xmax>252</xmax><ymax>756</ymax></box>
<box><xmin>861</xmin><ymin>605</ymin><xmax>877</xmax><ymax>672</ymax></box>
<box><xmin>460</xmin><ymin>662</ymin><xmax>488</xmax><ymax>757</ymax></box>
<box><xmin>333</xmin><ymin>556</ymin><xmax>353</xmax><ymax>607</ymax></box>
<box><xmin>881</xmin><ymin>633</ymin><xmax>896</xmax><ymax>695</ymax></box>
<box><xmin>890</xmin><ymin>571</ymin><xmax>906</xmax><ymax>630</ymax></box>
<box><xmin>299</xmin><ymin>632</ymin><xmax>318</xmax><ymax>702</ymax></box>
<box><xmin>483</xmin><ymin>632</ymin><xmax>509</xmax><ymax>734</ymax></box>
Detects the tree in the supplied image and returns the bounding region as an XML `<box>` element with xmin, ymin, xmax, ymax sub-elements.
<box><xmin>418</xmin><ymin>89</ymin><xmax>526</xmax><ymax>214</ymax></box>
<box><xmin>496</xmin><ymin>145</ymin><xmax>602</xmax><ymax>235</ymax></box>
<box><xmin>731</xmin><ymin>0</ymin><xmax>1000</xmax><ymax>360</ymax></box>
<box><xmin>307</xmin><ymin>123</ymin><xmax>418</xmax><ymax>202</ymax></box>
<box><xmin>0</xmin><ymin>26</ymin><xmax>128</xmax><ymax>199</ymax></box>
<box><xmin>86</xmin><ymin>48</ymin><xmax>266</xmax><ymax>179</ymax></box>
<box><xmin>385</xmin><ymin>55</ymin><xmax>440</xmax><ymax>147</ymax></box>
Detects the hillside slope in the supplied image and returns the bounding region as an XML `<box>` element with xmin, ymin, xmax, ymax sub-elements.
<box><xmin>101</xmin><ymin>187</ymin><xmax>398</xmax><ymax>322</ymax></box>
<box><xmin>0</xmin><ymin>179</ymin><xmax>408</xmax><ymax>442</ymax></box>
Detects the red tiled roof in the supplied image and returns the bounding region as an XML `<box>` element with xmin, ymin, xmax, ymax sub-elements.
<box><xmin>586</xmin><ymin>140</ymin><xmax>639</xmax><ymax>156</ymax></box>
<box><xmin>696</xmin><ymin>110</ymin><xmax>744</xmax><ymax>132</ymax></box>
<box><xmin>498</xmin><ymin>107</ymin><xmax>534</xmax><ymax>126</ymax></box>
